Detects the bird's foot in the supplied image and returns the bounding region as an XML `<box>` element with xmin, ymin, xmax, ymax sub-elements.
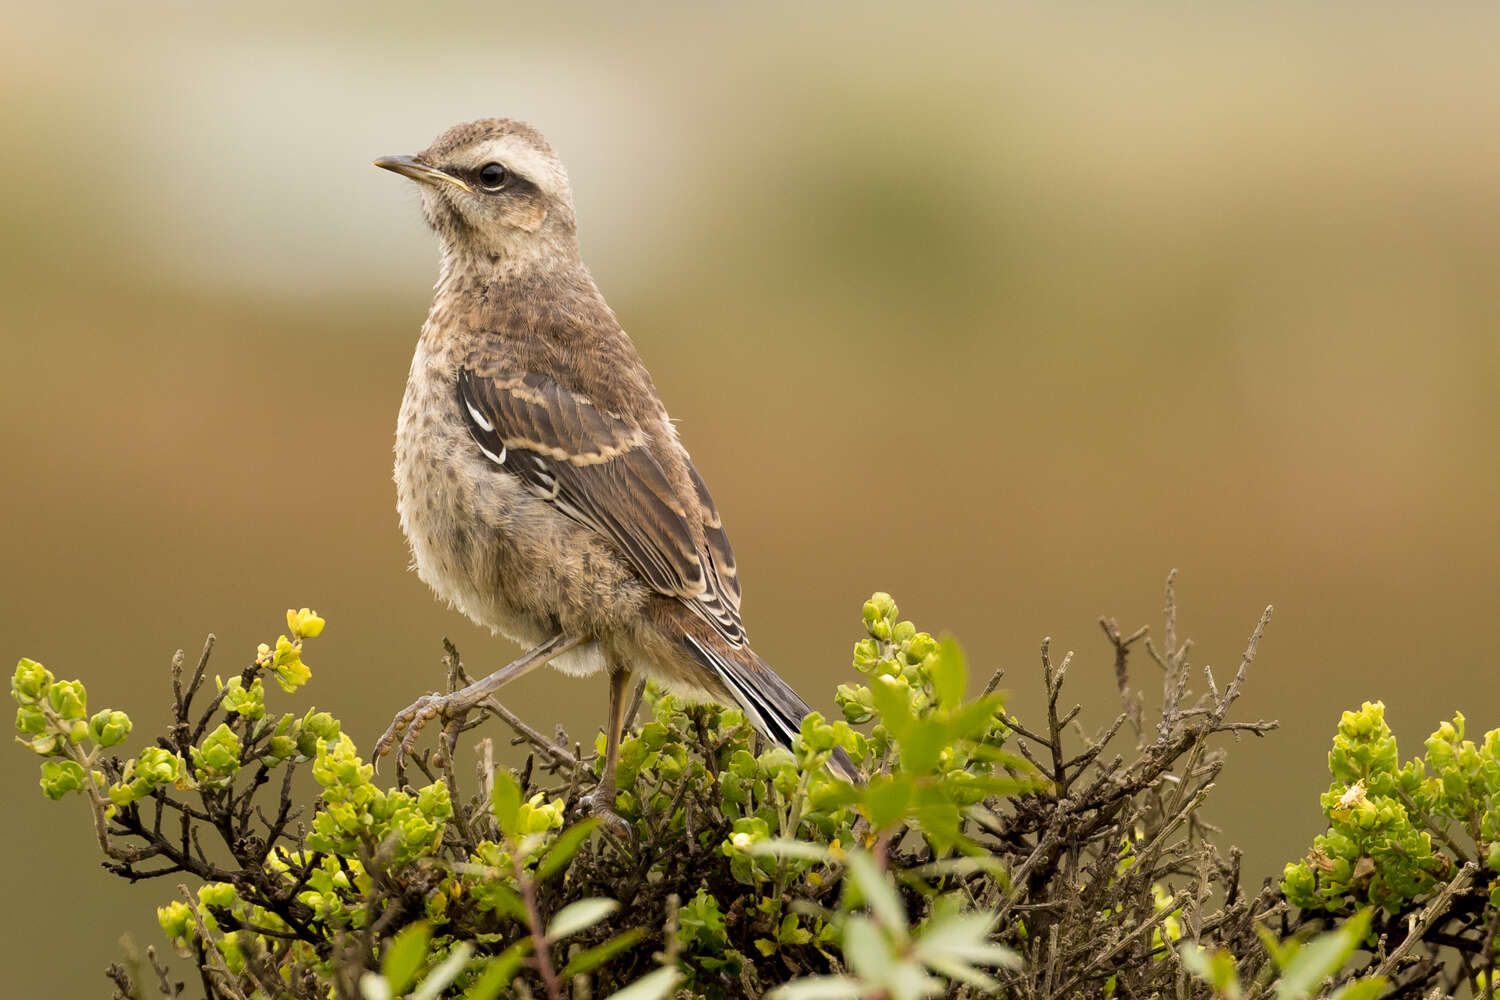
<box><xmin>372</xmin><ymin>689</ymin><xmax>477</xmax><ymax>769</ymax></box>
<box><xmin>576</xmin><ymin>788</ymin><xmax>632</xmax><ymax>842</ymax></box>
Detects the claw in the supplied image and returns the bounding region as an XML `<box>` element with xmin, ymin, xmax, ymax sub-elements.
<box><xmin>373</xmin><ymin>690</ymin><xmax>476</xmax><ymax>770</ymax></box>
<box><xmin>576</xmin><ymin>789</ymin><xmax>633</xmax><ymax>843</ymax></box>
<box><xmin>374</xmin><ymin>634</ymin><xmax>584</xmax><ymax>772</ymax></box>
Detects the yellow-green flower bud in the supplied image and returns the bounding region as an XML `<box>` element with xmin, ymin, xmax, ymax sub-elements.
<box><xmin>193</xmin><ymin>724</ymin><xmax>243</xmax><ymax>778</ymax></box>
<box><xmin>40</xmin><ymin>760</ymin><xmax>86</xmax><ymax>800</ymax></box>
<box><xmin>418</xmin><ymin>782</ymin><xmax>453</xmax><ymax>821</ymax></box>
<box><xmin>220</xmin><ymin>677</ymin><xmax>265</xmax><ymax>720</ymax></box>
<box><xmin>218</xmin><ymin>932</ymin><xmax>246</xmax><ymax>975</ymax></box>
<box><xmin>15</xmin><ymin>704</ymin><xmax>46</xmax><ymax>736</ymax></box>
<box><xmin>47</xmin><ymin>680</ymin><xmax>87</xmax><ymax>720</ymax></box>
<box><xmin>312</xmin><ymin>733</ymin><xmax>373</xmax><ymax>791</ymax></box>
<box><xmin>287</xmin><ymin>608</ymin><xmax>326</xmax><ymax>639</ymax></box>
<box><xmin>157</xmin><ymin>901</ymin><xmax>194</xmax><ymax>942</ymax></box>
<box><xmin>12</xmin><ymin>658</ymin><xmax>53</xmax><ymax>702</ymax></box>
<box><xmin>519</xmin><ymin>792</ymin><xmax>564</xmax><ymax>834</ymax></box>
<box><xmin>137</xmin><ymin>747</ymin><xmax>184</xmax><ymax>786</ymax></box>
<box><xmin>726</xmin><ymin>816</ymin><xmax>770</xmax><ymax>854</ymax></box>
<box><xmin>198</xmin><ymin>882</ymin><xmax>237</xmax><ymax>909</ymax></box>
<box><xmin>265</xmin><ymin>735</ymin><xmax>298</xmax><ymax>760</ymax></box>
<box><xmin>68</xmin><ymin>719</ymin><xmax>89</xmax><ymax>743</ymax></box>
<box><xmin>270</xmin><ymin>636</ymin><xmax>311</xmax><ymax>693</ymax></box>
<box><xmin>22</xmin><ymin>732</ymin><xmax>64</xmax><ymax>756</ymax></box>
<box><xmin>892</xmin><ymin>620</ymin><xmax>916</xmax><ymax>644</ymax></box>
<box><xmin>88</xmin><ymin>709</ymin><xmax>132</xmax><ymax>748</ymax></box>
<box><xmin>863</xmin><ymin>593</ymin><xmax>898</xmax><ymax>625</ymax></box>
<box><xmin>905</xmin><ymin>633</ymin><xmax>937</xmax><ymax>663</ymax></box>
<box><xmin>799</xmin><ymin>712</ymin><xmax>836</xmax><ymax>752</ymax></box>
<box><xmin>301</xmin><ymin>710</ymin><xmax>340</xmax><ymax>742</ymax></box>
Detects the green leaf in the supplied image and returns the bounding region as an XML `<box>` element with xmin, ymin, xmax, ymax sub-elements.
<box><xmin>779</xmin><ymin>913</ymin><xmax>812</xmax><ymax>945</ymax></box>
<box><xmin>477</xmin><ymin>883</ymin><xmax>528</xmax><ymax>923</ymax></box>
<box><xmin>748</xmin><ymin>838</ymin><xmax>831</xmax><ymax>861</ymax></box>
<box><xmin>902</xmin><ymin>855</ymin><xmax>1009</xmax><ymax>882</ymax></box>
<box><xmin>560</xmin><ymin>927</ymin><xmax>646</xmax><ymax>978</ymax></box>
<box><xmin>841</xmin><ymin>915</ymin><xmax>896</xmax><ymax>982</ymax></box>
<box><xmin>1276</xmin><ymin>910</ymin><xmax>1372</xmax><ymax>1000</ymax></box>
<box><xmin>1256</xmin><ymin>923</ymin><xmax>1296</xmax><ymax>970</ymax></box>
<box><xmin>492</xmin><ymin>772</ymin><xmax>522</xmax><ymax>840</ymax></box>
<box><xmin>547</xmin><ymin>898</ymin><xmax>619</xmax><ymax>941</ymax></box>
<box><xmin>920</xmin><ymin>954</ymin><xmax>1000</xmax><ymax>991</ymax></box>
<box><xmin>914</xmin><ymin>911</ymin><xmax>1016</xmax><ymax>968</ymax></box>
<box><xmin>869</xmin><ymin>676</ymin><xmax>915</xmax><ymax>740</ymax></box>
<box><xmin>846</xmin><ymin>853</ymin><xmax>906</xmax><ymax>938</ymax></box>
<box><xmin>899</xmin><ymin>719</ymin><xmax>949</xmax><ymax>774</ymax></box>
<box><xmin>460</xmin><ymin>961</ymin><xmax>510</xmax><ymax>1000</ymax></box>
<box><xmin>943</xmin><ymin>772</ymin><xmax>1030</xmax><ymax>798</ymax></box>
<box><xmin>412</xmin><ymin>942</ymin><xmax>472</xmax><ymax>1000</ymax></box>
<box><xmin>535</xmin><ymin>818</ymin><xmax>597</xmax><ymax>882</ymax></box>
<box><xmin>380</xmin><ymin>921</ymin><xmax>432</xmax><ymax>995</ymax></box>
<box><xmin>862</xmin><ymin>774</ymin><xmax>914</xmax><ymax>831</ymax></box>
<box><xmin>600</xmin><ymin>966</ymin><xmax>681</xmax><ymax>1000</ymax></box>
<box><xmin>928</xmin><ymin>638</ymin><xmax>967</xmax><ymax>710</ymax></box>
<box><xmin>910</xmin><ymin>783</ymin><xmax>963</xmax><ymax>854</ymax></box>
<box><xmin>463</xmin><ymin>941</ymin><xmax>531</xmax><ymax>1000</ymax></box>
<box><xmin>1329</xmin><ymin>978</ymin><xmax>1387</xmax><ymax>1000</ymax></box>
<box><xmin>1179</xmin><ymin>943</ymin><xmax>1242</xmax><ymax>999</ymax></box>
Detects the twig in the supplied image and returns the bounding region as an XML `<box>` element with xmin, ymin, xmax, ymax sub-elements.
<box><xmin>1372</xmin><ymin>864</ymin><xmax>1477</xmax><ymax>981</ymax></box>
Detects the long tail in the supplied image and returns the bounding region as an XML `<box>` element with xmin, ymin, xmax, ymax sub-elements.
<box><xmin>680</xmin><ymin>632</ymin><xmax>860</xmax><ymax>783</ymax></box>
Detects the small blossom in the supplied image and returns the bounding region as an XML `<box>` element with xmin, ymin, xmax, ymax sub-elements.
<box><xmin>47</xmin><ymin>679</ymin><xmax>88</xmax><ymax>720</ymax></box>
<box><xmin>88</xmin><ymin>709</ymin><xmax>133</xmax><ymax>747</ymax></box>
<box><xmin>11</xmin><ymin>658</ymin><xmax>53</xmax><ymax>702</ymax></box>
<box><xmin>287</xmin><ymin>608</ymin><xmax>326</xmax><ymax>639</ymax></box>
<box><xmin>39</xmin><ymin>760</ymin><xmax>86</xmax><ymax>800</ymax></box>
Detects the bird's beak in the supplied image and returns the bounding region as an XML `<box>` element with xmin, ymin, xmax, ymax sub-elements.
<box><xmin>373</xmin><ymin>155</ymin><xmax>474</xmax><ymax>193</ymax></box>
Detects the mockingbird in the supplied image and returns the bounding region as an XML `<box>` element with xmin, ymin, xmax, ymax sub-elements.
<box><xmin>373</xmin><ymin>118</ymin><xmax>855</xmax><ymax>825</ymax></box>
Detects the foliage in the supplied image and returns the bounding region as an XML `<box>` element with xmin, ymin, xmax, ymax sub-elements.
<box><xmin>1281</xmin><ymin>699</ymin><xmax>1500</xmax><ymax>994</ymax></box>
<box><xmin>5</xmin><ymin>576</ymin><xmax>1434</xmax><ymax>998</ymax></box>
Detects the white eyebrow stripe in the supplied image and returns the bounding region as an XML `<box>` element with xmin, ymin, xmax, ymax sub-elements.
<box><xmin>467</xmin><ymin>136</ymin><xmax>570</xmax><ymax>199</ymax></box>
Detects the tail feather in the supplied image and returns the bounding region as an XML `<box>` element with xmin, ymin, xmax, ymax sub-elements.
<box><xmin>682</xmin><ymin>634</ymin><xmax>860</xmax><ymax>783</ymax></box>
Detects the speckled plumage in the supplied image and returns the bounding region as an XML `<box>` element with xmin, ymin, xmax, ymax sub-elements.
<box><xmin>379</xmin><ymin>118</ymin><xmax>853</xmax><ymax>786</ymax></box>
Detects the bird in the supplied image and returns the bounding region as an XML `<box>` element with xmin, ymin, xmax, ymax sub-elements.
<box><xmin>372</xmin><ymin>118</ymin><xmax>856</xmax><ymax>827</ymax></box>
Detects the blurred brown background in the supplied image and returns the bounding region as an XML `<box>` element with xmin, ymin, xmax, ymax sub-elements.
<box><xmin>3</xmin><ymin>4</ymin><xmax>1498</xmax><ymax>995</ymax></box>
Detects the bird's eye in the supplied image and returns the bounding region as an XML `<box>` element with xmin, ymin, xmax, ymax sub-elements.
<box><xmin>478</xmin><ymin>162</ymin><xmax>509</xmax><ymax>190</ymax></box>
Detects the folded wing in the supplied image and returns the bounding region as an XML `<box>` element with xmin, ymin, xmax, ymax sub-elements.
<box><xmin>457</xmin><ymin>367</ymin><xmax>745</xmax><ymax>646</ymax></box>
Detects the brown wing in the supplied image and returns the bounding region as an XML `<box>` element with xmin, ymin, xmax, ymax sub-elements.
<box><xmin>684</xmin><ymin>460</ymin><xmax>742</xmax><ymax>635</ymax></box>
<box><xmin>457</xmin><ymin>368</ymin><xmax>746</xmax><ymax>645</ymax></box>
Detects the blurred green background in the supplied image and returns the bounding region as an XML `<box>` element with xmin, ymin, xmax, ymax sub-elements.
<box><xmin>4</xmin><ymin>4</ymin><xmax>1498</xmax><ymax>995</ymax></box>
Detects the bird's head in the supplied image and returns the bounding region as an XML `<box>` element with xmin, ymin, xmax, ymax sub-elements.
<box><xmin>376</xmin><ymin>118</ymin><xmax>578</xmax><ymax>269</ymax></box>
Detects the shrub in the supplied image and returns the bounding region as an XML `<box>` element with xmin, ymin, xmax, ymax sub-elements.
<box><xmin>11</xmin><ymin>576</ymin><xmax>1450</xmax><ymax>998</ymax></box>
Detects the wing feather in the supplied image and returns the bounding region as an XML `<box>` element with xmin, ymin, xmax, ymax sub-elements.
<box><xmin>457</xmin><ymin>368</ymin><xmax>743</xmax><ymax>644</ymax></box>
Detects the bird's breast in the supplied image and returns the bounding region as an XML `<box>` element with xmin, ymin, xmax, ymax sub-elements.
<box><xmin>395</xmin><ymin>339</ymin><xmax>529</xmax><ymax>637</ymax></box>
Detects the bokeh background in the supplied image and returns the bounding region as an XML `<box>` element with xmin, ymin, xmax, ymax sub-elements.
<box><xmin>4</xmin><ymin>3</ymin><xmax>1498</xmax><ymax>995</ymax></box>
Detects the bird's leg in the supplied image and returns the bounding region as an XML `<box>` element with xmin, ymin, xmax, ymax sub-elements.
<box><xmin>374</xmin><ymin>633</ymin><xmax>585</xmax><ymax>765</ymax></box>
<box><xmin>579</xmin><ymin>666</ymin><xmax>634</xmax><ymax>838</ymax></box>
